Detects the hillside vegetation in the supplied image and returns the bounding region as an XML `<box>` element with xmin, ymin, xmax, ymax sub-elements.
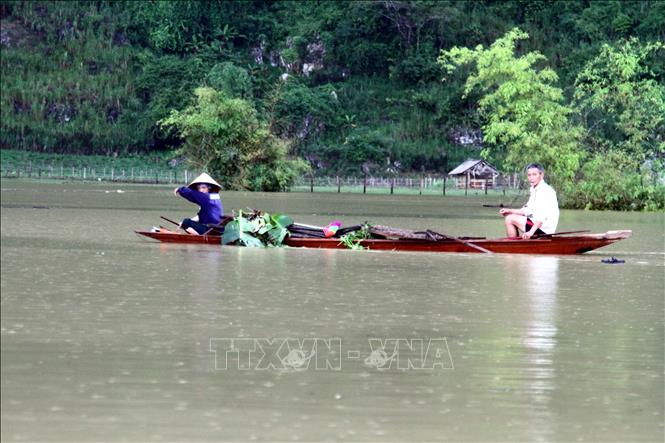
<box><xmin>1</xmin><ymin>1</ymin><xmax>663</xmax><ymax>207</ymax></box>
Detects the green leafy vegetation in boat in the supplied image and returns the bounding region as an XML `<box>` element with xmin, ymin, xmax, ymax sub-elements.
<box><xmin>221</xmin><ymin>210</ymin><xmax>293</xmax><ymax>247</ymax></box>
<box><xmin>339</xmin><ymin>224</ymin><xmax>372</xmax><ymax>250</ymax></box>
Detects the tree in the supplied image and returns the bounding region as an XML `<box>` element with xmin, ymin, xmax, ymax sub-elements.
<box><xmin>571</xmin><ymin>38</ymin><xmax>664</xmax><ymax>210</ymax></box>
<box><xmin>574</xmin><ymin>38</ymin><xmax>664</xmax><ymax>167</ymax></box>
<box><xmin>160</xmin><ymin>87</ymin><xmax>308</xmax><ymax>191</ymax></box>
<box><xmin>269</xmin><ymin>79</ymin><xmax>341</xmax><ymax>149</ymax></box>
<box><xmin>437</xmin><ymin>28</ymin><xmax>583</xmax><ymax>194</ymax></box>
<box><xmin>205</xmin><ymin>62</ymin><xmax>253</xmax><ymax>100</ymax></box>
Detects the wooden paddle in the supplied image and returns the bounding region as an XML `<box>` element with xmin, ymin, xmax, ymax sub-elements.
<box><xmin>161</xmin><ymin>215</ymin><xmax>232</xmax><ymax>235</ymax></box>
<box><xmin>160</xmin><ymin>215</ymin><xmax>180</xmax><ymax>227</ymax></box>
<box><xmin>532</xmin><ymin>230</ymin><xmax>590</xmax><ymax>239</ymax></box>
<box><xmin>203</xmin><ymin>216</ymin><xmax>234</xmax><ymax>235</ymax></box>
<box><xmin>422</xmin><ymin>230</ymin><xmax>493</xmax><ymax>254</ymax></box>
<box><xmin>453</xmin><ymin>237</ymin><xmax>493</xmax><ymax>254</ymax></box>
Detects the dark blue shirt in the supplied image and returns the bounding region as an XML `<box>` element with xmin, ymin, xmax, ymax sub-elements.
<box><xmin>177</xmin><ymin>187</ymin><xmax>223</xmax><ymax>225</ymax></box>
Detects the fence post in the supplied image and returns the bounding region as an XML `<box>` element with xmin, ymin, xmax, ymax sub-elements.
<box><xmin>83</xmin><ymin>167</ymin><xmax>87</xmax><ymax>180</ymax></box>
<box><xmin>390</xmin><ymin>177</ymin><xmax>394</xmax><ymax>195</ymax></box>
<box><xmin>443</xmin><ymin>175</ymin><xmax>446</xmax><ymax>196</ymax></box>
<box><xmin>363</xmin><ymin>174</ymin><xmax>367</xmax><ymax>194</ymax></box>
<box><xmin>419</xmin><ymin>175</ymin><xmax>423</xmax><ymax>195</ymax></box>
<box><xmin>485</xmin><ymin>179</ymin><xmax>488</xmax><ymax>195</ymax></box>
<box><xmin>465</xmin><ymin>173</ymin><xmax>468</xmax><ymax>196</ymax></box>
<box><xmin>310</xmin><ymin>175</ymin><xmax>314</xmax><ymax>192</ymax></box>
<box><xmin>336</xmin><ymin>176</ymin><xmax>340</xmax><ymax>193</ymax></box>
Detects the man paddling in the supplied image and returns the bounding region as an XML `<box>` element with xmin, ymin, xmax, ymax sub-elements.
<box><xmin>174</xmin><ymin>173</ymin><xmax>223</xmax><ymax>235</ymax></box>
<box><xmin>499</xmin><ymin>163</ymin><xmax>559</xmax><ymax>239</ymax></box>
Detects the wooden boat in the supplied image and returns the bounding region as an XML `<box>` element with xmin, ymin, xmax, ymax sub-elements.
<box><xmin>135</xmin><ymin>229</ymin><xmax>632</xmax><ymax>255</ymax></box>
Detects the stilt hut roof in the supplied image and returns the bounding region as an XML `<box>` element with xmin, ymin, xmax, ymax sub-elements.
<box><xmin>448</xmin><ymin>159</ymin><xmax>498</xmax><ymax>176</ymax></box>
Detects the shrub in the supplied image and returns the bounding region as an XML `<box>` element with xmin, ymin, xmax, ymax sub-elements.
<box><xmin>570</xmin><ymin>151</ymin><xmax>665</xmax><ymax>210</ymax></box>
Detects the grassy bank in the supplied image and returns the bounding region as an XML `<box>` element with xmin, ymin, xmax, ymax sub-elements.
<box><xmin>0</xmin><ymin>149</ymin><xmax>178</xmax><ymax>169</ymax></box>
<box><xmin>1</xmin><ymin>149</ymin><xmax>187</xmax><ymax>184</ymax></box>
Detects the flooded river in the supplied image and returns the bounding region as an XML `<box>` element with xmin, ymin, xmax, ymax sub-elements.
<box><xmin>1</xmin><ymin>181</ymin><xmax>663</xmax><ymax>442</ymax></box>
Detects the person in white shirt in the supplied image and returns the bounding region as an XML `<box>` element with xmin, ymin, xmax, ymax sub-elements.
<box><xmin>499</xmin><ymin>163</ymin><xmax>559</xmax><ymax>239</ymax></box>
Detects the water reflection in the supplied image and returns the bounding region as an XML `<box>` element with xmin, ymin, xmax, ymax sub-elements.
<box><xmin>504</xmin><ymin>255</ymin><xmax>560</xmax><ymax>439</ymax></box>
<box><xmin>524</xmin><ymin>256</ymin><xmax>559</xmax><ymax>404</ymax></box>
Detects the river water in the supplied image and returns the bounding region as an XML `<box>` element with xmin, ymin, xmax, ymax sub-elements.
<box><xmin>1</xmin><ymin>181</ymin><xmax>663</xmax><ymax>442</ymax></box>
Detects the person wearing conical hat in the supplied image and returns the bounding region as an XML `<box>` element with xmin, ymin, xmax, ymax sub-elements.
<box><xmin>174</xmin><ymin>172</ymin><xmax>224</xmax><ymax>235</ymax></box>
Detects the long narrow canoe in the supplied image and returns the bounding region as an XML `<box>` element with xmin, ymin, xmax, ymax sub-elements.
<box><xmin>135</xmin><ymin>229</ymin><xmax>632</xmax><ymax>255</ymax></box>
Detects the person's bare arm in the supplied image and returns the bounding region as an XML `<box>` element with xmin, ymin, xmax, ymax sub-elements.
<box><xmin>522</xmin><ymin>220</ymin><xmax>543</xmax><ymax>239</ymax></box>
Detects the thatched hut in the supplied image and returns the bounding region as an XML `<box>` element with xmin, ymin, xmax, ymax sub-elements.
<box><xmin>448</xmin><ymin>159</ymin><xmax>499</xmax><ymax>192</ymax></box>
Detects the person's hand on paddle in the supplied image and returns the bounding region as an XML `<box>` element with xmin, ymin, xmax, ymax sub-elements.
<box><xmin>499</xmin><ymin>208</ymin><xmax>511</xmax><ymax>216</ymax></box>
<box><xmin>522</xmin><ymin>230</ymin><xmax>535</xmax><ymax>239</ymax></box>
<box><xmin>173</xmin><ymin>187</ymin><xmax>180</xmax><ymax>196</ymax></box>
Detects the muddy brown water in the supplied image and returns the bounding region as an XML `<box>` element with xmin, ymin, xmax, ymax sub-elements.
<box><xmin>1</xmin><ymin>181</ymin><xmax>663</xmax><ymax>442</ymax></box>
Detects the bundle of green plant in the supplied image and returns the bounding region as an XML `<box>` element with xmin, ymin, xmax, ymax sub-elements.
<box><xmin>339</xmin><ymin>223</ymin><xmax>372</xmax><ymax>250</ymax></box>
<box><xmin>221</xmin><ymin>209</ymin><xmax>293</xmax><ymax>247</ymax></box>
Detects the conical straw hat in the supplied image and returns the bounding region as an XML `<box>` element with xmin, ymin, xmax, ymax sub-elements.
<box><xmin>187</xmin><ymin>172</ymin><xmax>222</xmax><ymax>193</ymax></box>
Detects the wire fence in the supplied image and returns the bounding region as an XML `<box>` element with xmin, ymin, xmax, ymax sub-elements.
<box><xmin>1</xmin><ymin>161</ymin><xmax>192</xmax><ymax>185</ymax></box>
<box><xmin>292</xmin><ymin>174</ymin><xmax>521</xmax><ymax>195</ymax></box>
<box><xmin>1</xmin><ymin>161</ymin><xmax>522</xmax><ymax>196</ymax></box>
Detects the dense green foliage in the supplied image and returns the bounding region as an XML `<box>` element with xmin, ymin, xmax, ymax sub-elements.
<box><xmin>440</xmin><ymin>29</ymin><xmax>663</xmax><ymax>209</ymax></box>
<box><xmin>571</xmin><ymin>39</ymin><xmax>665</xmax><ymax>209</ymax></box>
<box><xmin>1</xmin><ymin>1</ymin><xmax>663</xmax><ymax>207</ymax></box>
<box><xmin>160</xmin><ymin>87</ymin><xmax>308</xmax><ymax>191</ymax></box>
<box><xmin>439</xmin><ymin>28</ymin><xmax>583</xmax><ymax>200</ymax></box>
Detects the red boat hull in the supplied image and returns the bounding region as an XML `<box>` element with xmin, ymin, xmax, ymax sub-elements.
<box><xmin>135</xmin><ymin>230</ymin><xmax>631</xmax><ymax>255</ymax></box>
